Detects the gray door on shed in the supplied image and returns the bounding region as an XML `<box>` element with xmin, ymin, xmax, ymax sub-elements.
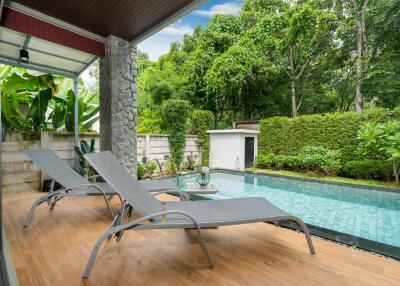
<box><xmin>244</xmin><ymin>137</ymin><xmax>255</xmax><ymax>168</ymax></box>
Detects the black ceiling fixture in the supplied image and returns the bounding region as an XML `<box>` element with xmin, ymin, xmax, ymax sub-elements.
<box><xmin>19</xmin><ymin>48</ymin><xmax>29</xmax><ymax>63</ymax></box>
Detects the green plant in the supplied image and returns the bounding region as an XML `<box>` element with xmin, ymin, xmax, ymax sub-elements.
<box><xmin>357</xmin><ymin>120</ymin><xmax>400</xmax><ymax>183</ymax></box>
<box><xmin>74</xmin><ymin>139</ymin><xmax>96</xmax><ymax>177</ymax></box>
<box><xmin>55</xmin><ymin>89</ymin><xmax>99</xmax><ymax>132</ymax></box>
<box><xmin>137</xmin><ymin>108</ymin><xmax>166</xmax><ymax>134</ymax></box>
<box><xmin>259</xmin><ymin>109</ymin><xmax>398</xmax><ymax>163</ymax></box>
<box><xmin>162</xmin><ymin>99</ymin><xmax>190</xmax><ymax>169</ymax></box>
<box><xmin>256</xmin><ymin>146</ymin><xmax>341</xmax><ymax>175</ymax></box>
<box><xmin>137</xmin><ymin>159</ymin><xmax>157</xmax><ymax>180</ymax></box>
<box><xmin>192</xmin><ymin>110</ymin><xmax>214</xmax><ymax>166</ymax></box>
<box><xmin>300</xmin><ymin>146</ymin><xmax>341</xmax><ymax>175</ymax></box>
<box><xmin>184</xmin><ymin>151</ymin><xmax>198</xmax><ymax>170</ymax></box>
<box><xmin>1</xmin><ymin>66</ymin><xmax>99</xmax><ymax>132</ymax></box>
<box><xmin>137</xmin><ymin>163</ymin><xmax>146</xmax><ymax>180</ymax></box>
<box><xmin>1</xmin><ymin>67</ymin><xmax>58</xmax><ymax>131</ymax></box>
<box><xmin>342</xmin><ymin>160</ymin><xmax>392</xmax><ymax>180</ymax></box>
<box><xmin>147</xmin><ymin>162</ymin><xmax>157</xmax><ymax>173</ymax></box>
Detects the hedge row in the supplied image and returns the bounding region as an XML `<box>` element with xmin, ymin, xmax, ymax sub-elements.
<box><xmin>259</xmin><ymin>109</ymin><xmax>399</xmax><ymax>163</ymax></box>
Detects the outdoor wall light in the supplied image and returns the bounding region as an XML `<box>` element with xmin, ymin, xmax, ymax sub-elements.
<box><xmin>19</xmin><ymin>49</ymin><xmax>29</xmax><ymax>64</ymax></box>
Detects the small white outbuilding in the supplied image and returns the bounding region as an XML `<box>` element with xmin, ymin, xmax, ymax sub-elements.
<box><xmin>207</xmin><ymin>129</ymin><xmax>259</xmax><ymax>171</ymax></box>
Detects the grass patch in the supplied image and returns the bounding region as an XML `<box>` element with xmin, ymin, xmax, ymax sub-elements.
<box><xmin>247</xmin><ymin>168</ymin><xmax>400</xmax><ymax>190</ymax></box>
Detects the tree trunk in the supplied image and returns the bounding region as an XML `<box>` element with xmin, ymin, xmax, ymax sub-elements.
<box><xmin>289</xmin><ymin>45</ymin><xmax>297</xmax><ymax>117</ymax></box>
<box><xmin>394</xmin><ymin>160</ymin><xmax>399</xmax><ymax>184</ymax></box>
<box><xmin>291</xmin><ymin>79</ymin><xmax>297</xmax><ymax>117</ymax></box>
<box><xmin>354</xmin><ymin>0</ymin><xmax>369</xmax><ymax>112</ymax></box>
<box><xmin>355</xmin><ymin>17</ymin><xmax>363</xmax><ymax>112</ymax></box>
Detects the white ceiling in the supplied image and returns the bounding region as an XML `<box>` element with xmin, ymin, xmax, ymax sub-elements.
<box><xmin>0</xmin><ymin>26</ymin><xmax>96</xmax><ymax>78</ymax></box>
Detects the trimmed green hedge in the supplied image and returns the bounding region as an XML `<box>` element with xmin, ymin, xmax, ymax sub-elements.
<box><xmin>259</xmin><ymin>109</ymin><xmax>399</xmax><ymax>163</ymax></box>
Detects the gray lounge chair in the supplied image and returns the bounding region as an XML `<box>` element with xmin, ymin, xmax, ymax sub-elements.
<box><xmin>82</xmin><ymin>151</ymin><xmax>315</xmax><ymax>278</ymax></box>
<box><xmin>24</xmin><ymin>149</ymin><xmax>179</xmax><ymax>227</ymax></box>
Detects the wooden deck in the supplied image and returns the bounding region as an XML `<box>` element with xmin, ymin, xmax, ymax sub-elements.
<box><xmin>3</xmin><ymin>191</ymin><xmax>400</xmax><ymax>286</ymax></box>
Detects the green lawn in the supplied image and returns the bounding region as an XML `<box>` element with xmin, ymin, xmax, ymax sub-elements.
<box><xmin>247</xmin><ymin>168</ymin><xmax>400</xmax><ymax>190</ymax></box>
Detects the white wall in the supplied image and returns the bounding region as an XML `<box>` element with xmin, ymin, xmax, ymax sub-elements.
<box><xmin>136</xmin><ymin>134</ymin><xmax>200</xmax><ymax>165</ymax></box>
<box><xmin>209</xmin><ymin>133</ymin><xmax>241</xmax><ymax>170</ymax></box>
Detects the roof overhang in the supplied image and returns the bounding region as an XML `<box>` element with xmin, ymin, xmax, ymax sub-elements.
<box><xmin>0</xmin><ymin>0</ymin><xmax>206</xmax><ymax>78</ymax></box>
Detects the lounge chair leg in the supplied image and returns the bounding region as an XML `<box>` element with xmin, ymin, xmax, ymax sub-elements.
<box><xmin>290</xmin><ymin>218</ymin><xmax>315</xmax><ymax>255</ymax></box>
<box><xmin>24</xmin><ymin>191</ymin><xmax>62</xmax><ymax>227</ymax></box>
<box><xmin>107</xmin><ymin>211</ymin><xmax>121</xmax><ymax>239</ymax></box>
<box><xmin>82</xmin><ymin>231</ymin><xmax>110</xmax><ymax>279</ymax></box>
<box><xmin>115</xmin><ymin>201</ymin><xmax>127</xmax><ymax>241</ymax></box>
<box><xmin>49</xmin><ymin>194</ymin><xmax>66</xmax><ymax>209</ymax></box>
<box><xmin>194</xmin><ymin>226</ymin><xmax>214</xmax><ymax>268</ymax></box>
<box><xmin>102</xmin><ymin>194</ymin><xmax>115</xmax><ymax>218</ymax></box>
<box><xmin>128</xmin><ymin>206</ymin><xmax>133</xmax><ymax>218</ymax></box>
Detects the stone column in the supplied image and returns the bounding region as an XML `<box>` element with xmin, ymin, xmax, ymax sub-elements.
<box><xmin>99</xmin><ymin>35</ymin><xmax>137</xmax><ymax>175</ymax></box>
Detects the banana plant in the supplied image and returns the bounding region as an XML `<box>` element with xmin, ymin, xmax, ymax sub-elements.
<box><xmin>1</xmin><ymin>66</ymin><xmax>58</xmax><ymax>131</ymax></box>
<box><xmin>50</xmin><ymin>89</ymin><xmax>99</xmax><ymax>132</ymax></box>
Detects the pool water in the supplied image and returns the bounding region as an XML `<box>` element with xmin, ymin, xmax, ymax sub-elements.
<box><xmin>178</xmin><ymin>171</ymin><xmax>400</xmax><ymax>249</ymax></box>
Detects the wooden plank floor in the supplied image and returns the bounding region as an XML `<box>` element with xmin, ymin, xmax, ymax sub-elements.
<box><xmin>3</xmin><ymin>191</ymin><xmax>400</xmax><ymax>286</ymax></box>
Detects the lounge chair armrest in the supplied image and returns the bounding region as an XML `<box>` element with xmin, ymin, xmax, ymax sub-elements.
<box><xmin>112</xmin><ymin>210</ymin><xmax>201</xmax><ymax>233</ymax></box>
<box><xmin>151</xmin><ymin>190</ymin><xmax>189</xmax><ymax>201</ymax></box>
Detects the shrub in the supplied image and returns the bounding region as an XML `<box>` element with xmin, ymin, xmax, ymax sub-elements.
<box><xmin>137</xmin><ymin>108</ymin><xmax>166</xmax><ymax>134</ymax></box>
<box><xmin>357</xmin><ymin>120</ymin><xmax>400</xmax><ymax>183</ymax></box>
<box><xmin>256</xmin><ymin>153</ymin><xmax>276</xmax><ymax>169</ymax></box>
<box><xmin>259</xmin><ymin>109</ymin><xmax>398</xmax><ymax>163</ymax></box>
<box><xmin>300</xmin><ymin>146</ymin><xmax>341</xmax><ymax>175</ymax></box>
<box><xmin>162</xmin><ymin>99</ymin><xmax>190</xmax><ymax>168</ymax></box>
<box><xmin>137</xmin><ymin>163</ymin><xmax>146</xmax><ymax>180</ymax></box>
<box><xmin>342</xmin><ymin>160</ymin><xmax>392</xmax><ymax>180</ymax></box>
<box><xmin>192</xmin><ymin>110</ymin><xmax>214</xmax><ymax>166</ymax></box>
<box><xmin>137</xmin><ymin>161</ymin><xmax>157</xmax><ymax>180</ymax></box>
<box><xmin>256</xmin><ymin>146</ymin><xmax>341</xmax><ymax>175</ymax></box>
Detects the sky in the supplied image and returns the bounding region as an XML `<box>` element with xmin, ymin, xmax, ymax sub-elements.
<box><xmin>137</xmin><ymin>0</ymin><xmax>244</xmax><ymax>61</ymax></box>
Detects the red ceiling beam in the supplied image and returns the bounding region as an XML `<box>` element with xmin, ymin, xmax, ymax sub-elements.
<box><xmin>1</xmin><ymin>7</ymin><xmax>105</xmax><ymax>57</ymax></box>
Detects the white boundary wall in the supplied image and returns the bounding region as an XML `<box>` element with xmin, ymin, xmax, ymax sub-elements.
<box><xmin>2</xmin><ymin>132</ymin><xmax>199</xmax><ymax>193</ymax></box>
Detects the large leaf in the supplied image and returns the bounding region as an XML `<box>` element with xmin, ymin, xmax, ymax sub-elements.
<box><xmin>27</xmin><ymin>88</ymin><xmax>52</xmax><ymax>131</ymax></box>
<box><xmin>52</xmin><ymin>103</ymin><xmax>66</xmax><ymax>130</ymax></box>
<box><xmin>81</xmin><ymin>116</ymin><xmax>99</xmax><ymax>131</ymax></box>
<box><xmin>83</xmin><ymin>105</ymin><xmax>100</xmax><ymax>122</ymax></box>
<box><xmin>65</xmin><ymin>111</ymin><xmax>74</xmax><ymax>132</ymax></box>
<box><xmin>1</xmin><ymin>91</ymin><xmax>24</xmax><ymax>130</ymax></box>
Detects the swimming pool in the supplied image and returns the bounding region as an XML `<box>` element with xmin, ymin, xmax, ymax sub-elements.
<box><xmin>178</xmin><ymin>170</ymin><xmax>400</xmax><ymax>258</ymax></box>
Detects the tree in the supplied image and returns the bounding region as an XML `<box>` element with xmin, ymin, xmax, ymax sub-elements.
<box><xmin>246</xmin><ymin>4</ymin><xmax>337</xmax><ymax>117</ymax></box>
<box><xmin>137</xmin><ymin>50</ymin><xmax>152</xmax><ymax>75</ymax></box>
<box><xmin>135</xmin><ymin>0</ymin><xmax>400</xmax><ymax>128</ymax></box>
<box><xmin>184</xmin><ymin>14</ymin><xmax>245</xmax><ymax>125</ymax></box>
